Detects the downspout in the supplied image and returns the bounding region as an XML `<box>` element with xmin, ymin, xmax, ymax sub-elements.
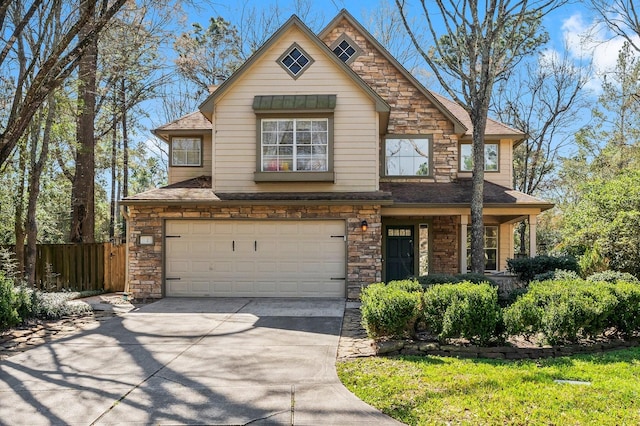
<box><xmin>119</xmin><ymin>205</ymin><xmax>130</xmax><ymax>299</ymax></box>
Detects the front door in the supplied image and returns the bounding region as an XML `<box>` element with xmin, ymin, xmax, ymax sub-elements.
<box><xmin>385</xmin><ymin>226</ymin><xmax>415</xmax><ymax>281</ymax></box>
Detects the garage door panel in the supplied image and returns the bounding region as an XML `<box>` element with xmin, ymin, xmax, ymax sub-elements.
<box><xmin>166</xmin><ymin>220</ymin><xmax>346</xmax><ymax>297</ymax></box>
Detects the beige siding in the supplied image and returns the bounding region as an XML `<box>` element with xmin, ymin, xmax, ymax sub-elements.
<box><xmin>168</xmin><ymin>134</ymin><xmax>212</xmax><ymax>185</ymax></box>
<box><xmin>212</xmin><ymin>26</ymin><xmax>379</xmax><ymax>193</ymax></box>
<box><xmin>499</xmin><ymin>222</ymin><xmax>513</xmax><ymax>271</ymax></box>
<box><xmin>458</xmin><ymin>139</ymin><xmax>514</xmax><ymax>188</ymax></box>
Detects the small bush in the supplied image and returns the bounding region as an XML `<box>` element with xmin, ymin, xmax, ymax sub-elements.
<box><xmin>507</xmin><ymin>255</ymin><xmax>579</xmax><ymax>282</ymax></box>
<box><xmin>533</xmin><ymin>269</ymin><xmax>581</xmax><ymax>282</ymax></box>
<box><xmin>0</xmin><ymin>272</ymin><xmax>20</xmax><ymax>328</ymax></box>
<box><xmin>361</xmin><ymin>283</ymin><xmax>421</xmax><ymax>339</ymax></box>
<box><xmin>422</xmin><ymin>282</ymin><xmax>502</xmax><ymax>345</ymax></box>
<box><xmin>587</xmin><ymin>271</ymin><xmax>640</xmax><ymax>284</ymax></box>
<box><xmin>387</xmin><ymin>279</ymin><xmax>423</xmax><ymax>293</ymax></box>
<box><xmin>504</xmin><ymin>279</ymin><xmax>620</xmax><ymax>344</ymax></box>
<box><xmin>609</xmin><ymin>281</ymin><xmax>640</xmax><ymax>334</ymax></box>
<box><xmin>31</xmin><ymin>292</ymin><xmax>92</xmax><ymax>319</ymax></box>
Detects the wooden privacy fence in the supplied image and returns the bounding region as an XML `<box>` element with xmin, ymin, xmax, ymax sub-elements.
<box><xmin>6</xmin><ymin>243</ymin><xmax>126</xmax><ymax>292</ymax></box>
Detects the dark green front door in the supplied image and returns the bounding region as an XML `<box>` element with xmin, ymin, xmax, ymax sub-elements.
<box><xmin>385</xmin><ymin>226</ymin><xmax>414</xmax><ymax>281</ymax></box>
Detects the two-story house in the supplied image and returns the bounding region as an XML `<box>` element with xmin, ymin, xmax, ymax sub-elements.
<box><xmin>121</xmin><ymin>9</ymin><xmax>553</xmax><ymax>300</ymax></box>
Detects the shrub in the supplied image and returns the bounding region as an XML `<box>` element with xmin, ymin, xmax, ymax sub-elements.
<box><xmin>533</xmin><ymin>269</ymin><xmax>581</xmax><ymax>282</ymax></box>
<box><xmin>387</xmin><ymin>279</ymin><xmax>423</xmax><ymax>293</ymax></box>
<box><xmin>503</xmin><ymin>279</ymin><xmax>619</xmax><ymax>344</ymax></box>
<box><xmin>587</xmin><ymin>271</ymin><xmax>640</xmax><ymax>284</ymax></box>
<box><xmin>422</xmin><ymin>282</ymin><xmax>502</xmax><ymax>345</ymax></box>
<box><xmin>0</xmin><ymin>272</ymin><xmax>20</xmax><ymax>329</ymax></box>
<box><xmin>361</xmin><ymin>283</ymin><xmax>421</xmax><ymax>339</ymax></box>
<box><xmin>416</xmin><ymin>273</ymin><xmax>496</xmax><ymax>288</ymax></box>
<box><xmin>31</xmin><ymin>291</ymin><xmax>92</xmax><ymax>319</ymax></box>
<box><xmin>507</xmin><ymin>255</ymin><xmax>579</xmax><ymax>282</ymax></box>
<box><xmin>609</xmin><ymin>281</ymin><xmax>640</xmax><ymax>334</ymax></box>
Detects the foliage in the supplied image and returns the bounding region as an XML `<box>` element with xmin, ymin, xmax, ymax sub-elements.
<box><xmin>174</xmin><ymin>16</ymin><xmax>243</xmax><ymax>96</ymax></box>
<box><xmin>422</xmin><ymin>282</ymin><xmax>502</xmax><ymax>345</ymax></box>
<box><xmin>416</xmin><ymin>273</ymin><xmax>496</xmax><ymax>288</ymax></box>
<box><xmin>0</xmin><ymin>272</ymin><xmax>20</xmax><ymax>328</ymax></box>
<box><xmin>503</xmin><ymin>279</ymin><xmax>637</xmax><ymax>344</ymax></box>
<box><xmin>337</xmin><ymin>348</ymin><xmax>640</xmax><ymax>425</ymax></box>
<box><xmin>533</xmin><ymin>269</ymin><xmax>580</xmax><ymax>282</ymax></box>
<box><xmin>386</xmin><ymin>279</ymin><xmax>423</xmax><ymax>293</ymax></box>
<box><xmin>561</xmin><ymin>170</ymin><xmax>640</xmax><ymax>277</ymax></box>
<box><xmin>360</xmin><ymin>283</ymin><xmax>421</xmax><ymax>339</ymax></box>
<box><xmin>587</xmin><ymin>270</ymin><xmax>640</xmax><ymax>284</ymax></box>
<box><xmin>507</xmin><ymin>255</ymin><xmax>579</xmax><ymax>282</ymax></box>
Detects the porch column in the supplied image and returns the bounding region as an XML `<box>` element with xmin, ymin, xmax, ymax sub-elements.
<box><xmin>460</xmin><ymin>215</ymin><xmax>468</xmax><ymax>272</ymax></box>
<box><xmin>529</xmin><ymin>215</ymin><xmax>537</xmax><ymax>258</ymax></box>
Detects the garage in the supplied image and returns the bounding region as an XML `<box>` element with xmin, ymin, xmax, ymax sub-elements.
<box><xmin>165</xmin><ymin>220</ymin><xmax>346</xmax><ymax>297</ymax></box>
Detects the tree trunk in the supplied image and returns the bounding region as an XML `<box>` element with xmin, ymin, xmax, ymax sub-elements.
<box><xmin>25</xmin><ymin>95</ymin><xmax>53</xmax><ymax>287</ymax></box>
<box><xmin>70</xmin><ymin>1</ymin><xmax>97</xmax><ymax>243</ymax></box>
<box><xmin>14</xmin><ymin>141</ymin><xmax>27</xmax><ymax>280</ymax></box>
<box><xmin>470</xmin><ymin>113</ymin><xmax>488</xmax><ymax>274</ymax></box>
<box><xmin>109</xmin><ymin>92</ymin><xmax>117</xmax><ymax>241</ymax></box>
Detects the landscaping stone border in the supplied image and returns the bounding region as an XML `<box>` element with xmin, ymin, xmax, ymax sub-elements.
<box><xmin>338</xmin><ymin>305</ymin><xmax>640</xmax><ymax>361</ymax></box>
<box><xmin>375</xmin><ymin>338</ymin><xmax>640</xmax><ymax>359</ymax></box>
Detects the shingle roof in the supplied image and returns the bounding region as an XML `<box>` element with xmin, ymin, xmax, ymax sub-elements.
<box><xmin>152</xmin><ymin>111</ymin><xmax>212</xmax><ymax>141</ymax></box>
<box><xmin>380</xmin><ymin>181</ymin><xmax>553</xmax><ymax>208</ymax></box>
<box><xmin>429</xmin><ymin>92</ymin><xmax>524</xmax><ymax>138</ymax></box>
<box><xmin>124</xmin><ymin>176</ymin><xmax>552</xmax><ymax>210</ymax></box>
<box><xmin>123</xmin><ymin>176</ymin><xmax>393</xmax><ymax>204</ymax></box>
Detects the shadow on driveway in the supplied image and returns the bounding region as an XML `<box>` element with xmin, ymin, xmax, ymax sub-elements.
<box><xmin>0</xmin><ymin>298</ymin><xmax>401</xmax><ymax>425</ymax></box>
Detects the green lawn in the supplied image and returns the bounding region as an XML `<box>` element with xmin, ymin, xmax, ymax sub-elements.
<box><xmin>337</xmin><ymin>347</ymin><xmax>640</xmax><ymax>425</ymax></box>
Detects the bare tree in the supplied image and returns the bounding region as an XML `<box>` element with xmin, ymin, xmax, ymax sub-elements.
<box><xmin>492</xmin><ymin>50</ymin><xmax>589</xmax><ymax>255</ymax></box>
<box><xmin>591</xmin><ymin>0</ymin><xmax>640</xmax><ymax>52</ymax></box>
<box><xmin>394</xmin><ymin>0</ymin><xmax>565</xmax><ymax>272</ymax></box>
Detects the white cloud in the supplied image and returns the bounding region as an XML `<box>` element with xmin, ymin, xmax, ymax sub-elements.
<box><xmin>561</xmin><ymin>12</ymin><xmax>640</xmax><ymax>94</ymax></box>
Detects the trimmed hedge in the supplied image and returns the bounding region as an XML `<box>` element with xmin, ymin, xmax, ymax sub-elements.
<box><xmin>587</xmin><ymin>270</ymin><xmax>640</xmax><ymax>284</ymax></box>
<box><xmin>422</xmin><ymin>282</ymin><xmax>502</xmax><ymax>345</ymax></box>
<box><xmin>416</xmin><ymin>273</ymin><xmax>497</xmax><ymax>288</ymax></box>
<box><xmin>504</xmin><ymin>279</ymin><xmax>640</xmax><ymax>344</ymax></box>
<box><xmin>507</xmin><ymin>255</ymin><xmax>579</xmax><ymax>282</ymax></box>
<box><xmin>361</xmin><ymin>283</ymin><xmax>421</xmax><ymax>339</ymax></box>
<box><xmin>533</xmin><ymin>269</ymin><xmax>580</xmax><ymax>282</ymax></box>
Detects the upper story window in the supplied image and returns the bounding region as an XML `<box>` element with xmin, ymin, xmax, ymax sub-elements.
<box><xmin>171</xmin><ymin>137</ymin><xmax>202</xmax><ymax>167</ymax></box>
<box><xmin>460</xmin><ymin>143</ymin><xmax>499</xmax><ymax>172</ymax></box>
<box><xmin>261</xmin><ymin>119</ymin><xmax>329</xmax><ymax>172</ymax></box>
<box><xmin>277</xmin><ymin>43</ymin><xmax>314</xmax><ymax>79</ymax></box>
<box><xmin>384</xmin><ymin>136</ymin><xmax>431</xmax><ymax>176</ymax></box>
<box><xmin>253</xmin><ymin>95</ymin><xmax>336</xmax><ymax>182</ymax></box>
<box><xmin>330</xmin><ymin>34</ymin><xmax>361</xmax><ymax>64</ymax></box>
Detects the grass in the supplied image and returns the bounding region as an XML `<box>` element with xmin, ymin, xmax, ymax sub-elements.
<box><xmin>337</xmin><ymin>348</ymin><xmax>640</xmax><ymax>425</ymax></box>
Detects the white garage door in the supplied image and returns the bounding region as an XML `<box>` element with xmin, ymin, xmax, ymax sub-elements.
<box><xmin>165</xmin><ymin>220</ymin><xmax>346</xmax><ymax>297</ymax></box>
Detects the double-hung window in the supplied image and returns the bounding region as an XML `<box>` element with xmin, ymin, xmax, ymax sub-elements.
<box><xmin>261</xmin><ymin>119</ymin><xmax>328</xmax><ymax>172</ymax></box>
<box><xmin>171</xmin><ymin>137</ymin><xmax>202</xmax><ymax>167</ymax></box>
<box><xmin>466</xmin><ymin>225</ymin><xmax>499</xmax><ymax>271</ymax></box>
<box><xmin>460</xmin><ymin>143</ymin><xmax>498</xmax><ymax>171</ymax></box>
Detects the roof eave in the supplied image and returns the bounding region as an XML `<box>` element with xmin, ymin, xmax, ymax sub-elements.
<box><xmin>121</xmin><ymin>198</ymin><xmax>395</xmax><ymax>207</ymax></box>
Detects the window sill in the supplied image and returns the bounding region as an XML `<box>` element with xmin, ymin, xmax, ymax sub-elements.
<box><xmin>254</xmin><ymin>171</ymin><xmax>335</xmax><ymax>182</ymax></box>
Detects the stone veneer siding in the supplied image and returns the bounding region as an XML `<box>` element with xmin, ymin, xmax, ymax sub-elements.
<box><xmin>126</xmin><ymin>204</ymin><xmax>382</xmax><ymax>300</ymax></box>
<box><xmin>322</xmin><ymin>20</ymin><xmax>459</xmax><ymax>183</ymax></box>
<box><xmin>430</xmin><ymin>216</ymin><xmax>460</xmax><ymax>274</ymax></box>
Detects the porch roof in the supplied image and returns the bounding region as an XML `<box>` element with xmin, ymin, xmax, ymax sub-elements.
<box><xmin>380</xmin><ymin>181</ymin><xmax>554</xmax><ymax>210</ymax></box>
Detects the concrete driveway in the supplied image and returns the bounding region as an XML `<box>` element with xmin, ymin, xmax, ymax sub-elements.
<box><xmin>0</xmin><ymin>298</ymin><xmax>401</xmax><ymax>425</ymax></box>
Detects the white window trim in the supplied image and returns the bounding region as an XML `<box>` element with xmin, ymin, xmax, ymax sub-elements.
<box><xmin>459</xmin><ymin>143</ymin><xmax>499</xmax><ymax>172</ymax></box>
<box><xmin>170</xmin><ymin>136</ymin><xmax>202</xmax><ymax>167</ymax></box>
<box><xmin>383</xmin><ymin>136</ymin><xmax>432</xmax><ymax>177</ymax></box>
<box><xmin>466</xmin><ymin>225</ymin><xmax>499</xmax><ymax>272</ymax></box>
<box><xmin>260</xmin><ymin>118</ymin><xmax>329</xmax><ymax>172</ymax></box>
